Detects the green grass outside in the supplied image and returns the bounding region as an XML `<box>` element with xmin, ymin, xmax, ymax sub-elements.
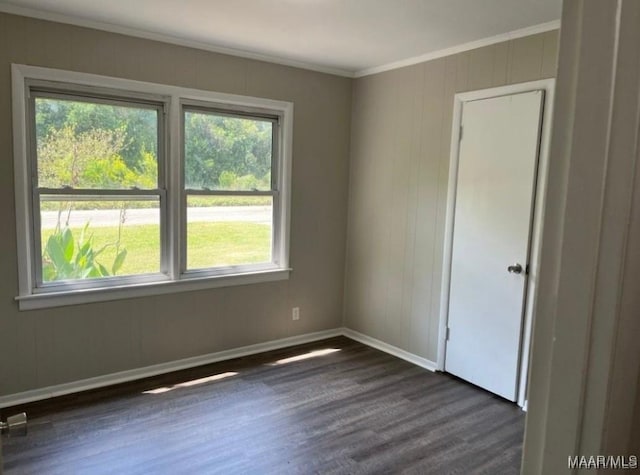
<box><xmin>41</xmin><ymin>222</ymin><xmax>272</xmax><ymax>279</ymax></box>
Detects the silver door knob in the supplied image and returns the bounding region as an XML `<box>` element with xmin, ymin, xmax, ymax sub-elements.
<box><xmin>0</xmin><ymin>412</ymin><xmax>27</xmax><ymax>437</ymax></box>
<box><xmin>507</xmin><ymin>263</ymin><xmax>523</xmax><ymax>274</ymax></box>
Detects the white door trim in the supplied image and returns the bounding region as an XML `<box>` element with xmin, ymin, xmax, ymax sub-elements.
<box><xmin>437</xmin><ymin>79</ymin><xmax>555</xmax><ymax>408</ymax></box>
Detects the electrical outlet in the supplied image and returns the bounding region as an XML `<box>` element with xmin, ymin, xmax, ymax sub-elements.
<box><xmin>292</xmin><ymin>307</ymin><xmax>300</xmax><ymax>321</ymax></box>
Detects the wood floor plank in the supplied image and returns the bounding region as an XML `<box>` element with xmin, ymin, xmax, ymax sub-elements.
<box><xmin>2</xmin><ymin>336</ymin><xmax>524</xmax><ymax>474</ymax></box>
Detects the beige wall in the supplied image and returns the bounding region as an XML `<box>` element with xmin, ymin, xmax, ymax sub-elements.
<box><xmin>0</xmin><ymin>13</ymin><xmax>352</xmax><ymax>397</ymax></box>
<box><xmin>344</xmin><ymin>31</ymin><xmax>558</xmax><ymax>361</ymax></box>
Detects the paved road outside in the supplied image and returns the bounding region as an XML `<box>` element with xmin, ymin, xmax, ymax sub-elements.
<box><xmin>41</xmin><ymin>206</ymin><xmax>272</xmax><ymax>229</ymax></box>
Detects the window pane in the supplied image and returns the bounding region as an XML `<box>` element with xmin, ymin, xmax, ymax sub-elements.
<box><xmin>40</xmin><ymin>198</ymin><xmax>161</xmax><ymax>282</ymax></box>
<box><xmin>186</xmin><ymin>195</ymin><xmax>273</xmax><ymax>270</ymax></box>
<box><xmin>184</xmin><ymin>110</ymin><xmax>273</xmax><ymax>191</ymax></box>
<box><xmin>35</xmin><ymin>97</ymin><xmax>159</xmax><ymax>189</ymax></box>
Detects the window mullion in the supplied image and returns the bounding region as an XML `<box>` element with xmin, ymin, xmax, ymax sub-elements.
<box><xmin>157</xmin><ymin>98</ymin><xmax>170</xmax><ymax>278</ymax></box>
<box><xmin>168</xmin><ymin>95</ymin><xmax>182</xmax><ymax>281</ymax></box>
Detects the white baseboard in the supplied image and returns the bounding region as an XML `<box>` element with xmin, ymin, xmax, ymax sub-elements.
<box><xmin>342</xmin><ymin>328</ymin><xmax>438</xmax><ymax>372</ymax></box>
<box><xmin>0</xmin><ymin>327</ymin><xmax>439</xmax><ymax>409</ymax></box>
<box><xmin>0</xmin><ymin>328</ymin><xmax>343</xmax><ymax>409</ymax></box>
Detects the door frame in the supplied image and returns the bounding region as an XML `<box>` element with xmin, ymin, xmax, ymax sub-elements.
<box><xmin>436</xmin><ymin>79</ymin><xmax>555</xmax><ymax>408</ymax></box>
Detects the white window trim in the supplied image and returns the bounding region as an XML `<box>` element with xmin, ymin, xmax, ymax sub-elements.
<box><xmin>12</xmin><ymin>64</ymin><xmax>293</xmax><ymax>311</ymax></box>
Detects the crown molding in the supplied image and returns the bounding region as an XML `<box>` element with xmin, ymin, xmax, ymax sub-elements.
<box><xmin>353</xmin><ymin>20</ymin><xmax>561</xmax><ymax>78</ymax></box>
<box><xmin>0</xmin><ymin>2</ymin><xmax>356</xmax><ymax>78</ymax></box>
<box><xmin>0</xmin><ymin>3</ymin><xmax>560</xmax><ymax>81</ymax></box>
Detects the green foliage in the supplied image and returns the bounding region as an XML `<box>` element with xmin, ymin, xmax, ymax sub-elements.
<box><xmin>134</xmin><ymin>152</ymin><xmax>160</xmax><ymax>189</ymax></box>
<box><xmin>36</xmin><ymin>98</ymin><xmax>272</xmax><ymax>193</ymax></box>
<box><xmin>218</xmin><ymin>171</ymin><xmax>270</xmax><ymax>191</ymax></box>
<box><xmin>42</xmin><ymin>212</ymin><xmax>127</xmax><ymax>282</ymax></box>
<box><xmin>81</xmin><ymin>152</ymin><xmax>158</xmax><ymax>189</ymax></box>
<box><xmin>35</xmin><ymin>98</ymin><xmax>157</xmax><ymax>170</ymax></box>
<box><xmin>218</xmin><ymin>170</ymin><xmax>237</xmax><ymax>189</ymax></box>
<box><xmin>186</xmin><ymin>195</ymin><xmax>270</xmax><ymax>207</ymax></box>
<box><xmin>82</xmin><ymin>157</ymin><xmax>140</xmax><ymax>189</ymax></box>
<box><xmin>38</xmin><ymin>126</ymin><xmax>126</xmax><ymax>188</ymax></box>
<box><xmin>184</xmin><ymin>112</ymin><xmax>272</xmax><ymax>190</ymax></box>
<box><xmin>37</xmin><ymin>125</ymin><xmax>157</xmax><ymax>189</ymax></box>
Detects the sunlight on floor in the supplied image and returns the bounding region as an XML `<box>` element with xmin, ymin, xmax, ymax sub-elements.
<box><xmin>142</xmin><ymin>371</ymin><xmax>238</xmax><ymax>394</ymax></box>
<box><xmin>271</xmin><ymin>348</ymin><xmax>341</xmax><ymax>365</ymax></box>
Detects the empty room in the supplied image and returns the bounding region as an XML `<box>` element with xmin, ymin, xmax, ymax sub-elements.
<box><xmin>0</xmin><ymin>0</ymin><xmax>639</xmax><ymax>473</ymax></box>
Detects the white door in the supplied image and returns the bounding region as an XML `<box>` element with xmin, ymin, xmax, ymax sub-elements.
<box><xmin>445</xmin><ymin>91</ymin><xmax>543</xmax><ymax>401</ymax></box>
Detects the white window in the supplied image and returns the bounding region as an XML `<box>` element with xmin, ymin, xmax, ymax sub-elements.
<box><xmin>12</xmin><ymin>65</ymin><xmax>293</xmax><ymax>310</ymax></box>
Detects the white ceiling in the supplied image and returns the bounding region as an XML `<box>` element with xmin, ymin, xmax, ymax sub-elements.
<box><xmin>0</xmin><ymin>0</ymin><xmax>562</xmax><ymax>77</ymax></box>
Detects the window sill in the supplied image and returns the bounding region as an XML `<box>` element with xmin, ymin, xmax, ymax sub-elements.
<box><xmin>15</xmin><ymin>268</ymin><xmax>292</xmax><ymax>311</ymax></box>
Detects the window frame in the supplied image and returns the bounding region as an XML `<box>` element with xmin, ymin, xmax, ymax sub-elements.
<box><xmin>12</xmin><ymin>64</ymin><xmax>293</xmax><ymax>310</ymax></box>
<box><xmin>179</xmin><ymin>101</ymin><xmax>283</xmax><ymax>279</ymax></box>
<box><xmin>29</xmin><ymin>86</ymin><xmax>169</xmax><ymax>291</ymax></box>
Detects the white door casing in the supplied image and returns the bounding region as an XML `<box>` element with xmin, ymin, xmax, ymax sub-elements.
<box><xmin>438</xmin><ymin>80</ymin><xmax>555</xmax><ymax>408</ymax></box>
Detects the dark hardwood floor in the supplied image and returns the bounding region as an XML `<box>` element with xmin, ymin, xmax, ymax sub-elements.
<box><xmin>2</xmin><ymin>337</ymin><xmax>524</xmax><ymax>474</ymax></box>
